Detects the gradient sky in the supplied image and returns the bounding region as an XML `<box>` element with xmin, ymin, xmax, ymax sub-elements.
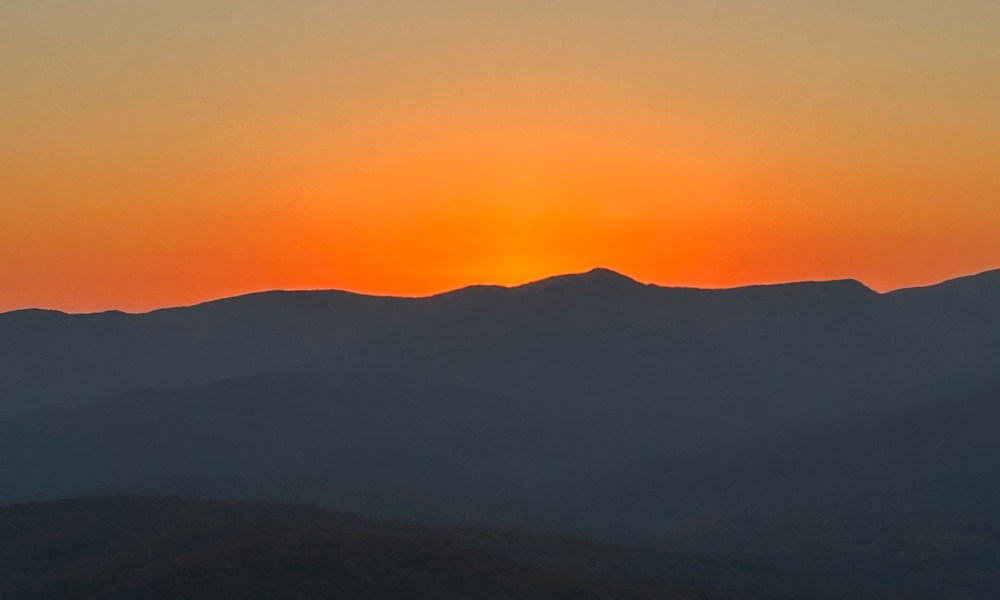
<box><xmin>2</xmin><ymin>1</ymin><xmax>998</xmax><ymax>312</ymax></box>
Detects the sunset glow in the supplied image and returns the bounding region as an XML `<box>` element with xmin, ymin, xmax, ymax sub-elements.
<box><xmin>3</xmin><ymin>1</ymin><xmax>998</xmax><ymax>312</ymax></box>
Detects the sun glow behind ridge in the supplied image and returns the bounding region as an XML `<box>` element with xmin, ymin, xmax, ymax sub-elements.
<box><xmin>1</xmin><ymin>1</ymin><xmax>998</xmax><ymax>312</ymax></box>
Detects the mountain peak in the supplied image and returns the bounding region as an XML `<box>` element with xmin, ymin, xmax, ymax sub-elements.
<box><xmin>518</xmin><ymin>268</ymin><xmax>643</xmax><ymax>292</ymax></box>
<box><xmin>581</xmin><ymin>267</ymin><xmax>636</xmax><ymax>281</ymax></box>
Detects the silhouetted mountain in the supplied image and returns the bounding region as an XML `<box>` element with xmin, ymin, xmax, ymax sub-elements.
<box><xmin>3</xmin><ymin>268</ymin><xmax>1000</xmax><ymax>598</ymax></box>
<box><xmin>1</xmin><ymin>268</ymin><xmax>998</xmax><ymax>458</ymax></box>
<box><xmin>889</xmin><ymin>268</ymin><xmax>1000</xmax><ymax>304</ymax></box>
<box><xmin>0</xmin><ymin>495</ymin><xmax>890</xmax><ymax>600</ymax></box>
<box><xmin>888</xmin><ymin>268</ymin><xmax>1000</xmax><ymax>333</ymax></box>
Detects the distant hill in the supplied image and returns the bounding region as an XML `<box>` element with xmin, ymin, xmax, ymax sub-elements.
<box><xmin>0</xmin><ymin>373</ymin><xmax>564</xmax><ymax>513</ymax></box>
<box><xmin>562</xmin><ymin>380</ymin><xmax>1000</xmax><ymax>599</ymax></box>
<box><xmin>0</xmin><ymin>495</ymin><xmax>886</xmax><ymax>600</ymax></box>
<box><xmin>6</xmin><ymin>372</ymin><xmax>997</xmax><ymax>516</ymax></box>
<box><xmin>573</xmin><ymin>378</ymin><xmax>1000</xmax><ymax>521</ymax></box>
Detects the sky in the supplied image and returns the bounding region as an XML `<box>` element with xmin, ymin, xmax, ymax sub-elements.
<box><xmin>2</xmin><ymin>1</ymin><xmax>998</xmax><ymax>312</ymax></box>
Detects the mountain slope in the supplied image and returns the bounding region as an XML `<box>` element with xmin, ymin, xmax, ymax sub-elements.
<box><xmin>0</xmin><ymin>496</ymin><xmax>676</xmax><ymax>600</ymax></box>
<box><xmin>0</xmin><ymin>495</ymin><xmax>890</xmax><ymax>600</ymax></box>
<box><xmin>573</xmin><ymin>378</ymin><xmax>1000</xmax><ymax>522</ymax></box>
<box><xmin>0</xmin><ymin>373</ymin><xmax>563</xmax><ymax>512</ymax></box>
<box><xmin>558</xmin><ymin>380</ymin><xmax>1000</xmax><ymax>599</ymax></box>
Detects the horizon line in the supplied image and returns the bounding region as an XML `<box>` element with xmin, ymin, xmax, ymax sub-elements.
<box><xmin>3</xmin><ymin>265</ymin><xmax>998</xmax><ymax>318</ymax></box>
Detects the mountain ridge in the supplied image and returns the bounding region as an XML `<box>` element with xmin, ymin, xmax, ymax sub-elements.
<box><xmin>12</xmin><ymin>265</ymin><xmax>993</xmax><ymax>317</ymax></box>
<box><xmin>1</xmin><ymin>495</ymin><xmax>893</xmax><ymax>600</ymax></box>
<box><xmin>0</xmin><ymin>264</ymin><xmax>997</xmax><ymax>420</ymax></box>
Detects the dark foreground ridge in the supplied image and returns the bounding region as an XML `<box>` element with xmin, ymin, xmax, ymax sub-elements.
<box><xmin>0</xmin><ymin>495</ymin><xmax>882</xmax><ymax>600</ymax></box>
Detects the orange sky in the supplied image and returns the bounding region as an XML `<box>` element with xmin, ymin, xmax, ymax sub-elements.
<box><xmin>2</xmin><ymin>1</ymin><xmax>998</xmax><ymax>312</ymax></box>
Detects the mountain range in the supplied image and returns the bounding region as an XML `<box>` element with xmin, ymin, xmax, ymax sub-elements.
<box><xmin>2</xmin><ymin>267</ymin><xmax>1000</xmax><ymax>598</ymax></box>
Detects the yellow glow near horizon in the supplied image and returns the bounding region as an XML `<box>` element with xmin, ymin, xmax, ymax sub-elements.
<box><xmin>1</xmin><ymin>1</ymin><xmax>998</xmax><ymax>312</ymax></box>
